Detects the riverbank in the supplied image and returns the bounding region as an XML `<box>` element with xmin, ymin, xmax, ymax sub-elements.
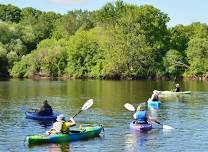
<box><xmin>1</xmin><ymin>74</ymin><xmax>208</xmax><ymax>81</ymax></box>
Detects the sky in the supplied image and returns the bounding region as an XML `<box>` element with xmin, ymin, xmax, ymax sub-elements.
<box><xmin>0</xmin><ymin>0</ymin><xmax>208</xmax><ymax>27</ymax></box>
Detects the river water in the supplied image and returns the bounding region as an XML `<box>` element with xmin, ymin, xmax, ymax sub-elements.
<box><xmin>0</xmin><ymin>79</ymin><xmax>208</xmax><ymax>152</ymax></box>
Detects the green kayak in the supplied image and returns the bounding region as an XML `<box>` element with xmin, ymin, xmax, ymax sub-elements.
<box><xmin>25</xmin><ymin>125</ymin><xmax>103</xmax><ymax>145</ymax></box>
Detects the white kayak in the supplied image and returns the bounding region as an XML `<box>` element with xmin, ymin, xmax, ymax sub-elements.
<box><xmin>158</xmin><ymin>91</ymin><xmax>191</xmax><ymax>95</ymax></box>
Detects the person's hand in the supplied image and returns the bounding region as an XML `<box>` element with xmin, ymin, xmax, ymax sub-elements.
<box><xmin>69</xmin><ymin>118</ymin><xmax>74</xmax><ymax>122</ymax></box>
<box><xmin>133</xmin><ymin>113</ymin><xmax>136</xmax><ymax>119</ymax></box>
<box><xmin>47</xmin><ymin>129</ymin><xmax>57</xmax><ymax>135</ymax></box>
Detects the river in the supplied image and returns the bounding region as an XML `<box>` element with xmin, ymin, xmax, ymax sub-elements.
<box><xmin>0</xmin><ymin>79</ymin><xmax>208</xmax><ymax>152</ymax></box>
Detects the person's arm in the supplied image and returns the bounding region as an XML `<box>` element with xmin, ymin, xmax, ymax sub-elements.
<box><xmin>37</xmin><ymin>106</ymin><xmax>45</xmax><ymax>113</ymax></box>
<box><xmin>133</xmin><ymin>113</ymin><xmax>136</xmax><ymax>120</ymax></box>
<box><xmin>150</xmin><ymin>94</ymin><xmax>154</xmax><ymax>101</ymax></box>
<box><xmin>66</xmin><ymin>118</ymin><xmax>76</xmax><ymax>127</ymax></box>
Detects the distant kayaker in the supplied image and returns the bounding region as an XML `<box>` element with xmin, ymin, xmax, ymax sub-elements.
<box><xmin>174</xmin><ymin>83</ymin><xmax>180</xmax><ymax>92</ymax></box>
<box><xmin>149</xmin><ymin>90</ymin><xmax>159</xmax><ymax>101</ymax></box>
<box><xmin>48</xmin><ymin>114</ymin><xmax>76</xmax><ymax>134</ymax></box>
<box><xmin>37</xmin><ymin>100</ymin><xmax>53</xmax><ymax>116</ymax></box>
<box><xmin>133</xmin><ymin>104</ymin><xmax>148</xmax><ymax>124</ymax></box>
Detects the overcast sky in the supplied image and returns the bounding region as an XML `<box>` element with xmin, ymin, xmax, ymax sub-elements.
<box><xmin>0</xmin><ymin>0</ymin><xmax>208</xmax><ymax>27</ymax></box>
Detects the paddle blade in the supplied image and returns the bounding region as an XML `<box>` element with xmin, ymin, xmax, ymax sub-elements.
<box><xmin>81</xmin><ymin>99</ymin><xmax>94</xmax><ymax>111</ymax></box>
<box><xmin>163</xmin><ymin>125</ymin><xmax>174</xmax><ymax>130</ymax></box>
<box><xmin>124</xmin><ymin>103</ymin><xmax>135</xmax><ymax>111</ymax></box>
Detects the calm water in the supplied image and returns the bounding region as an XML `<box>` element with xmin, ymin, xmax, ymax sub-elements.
<box><xmin>0</xmin><ymin>79</ymin><xmax>208</xmax><ymax>152</ymax></box>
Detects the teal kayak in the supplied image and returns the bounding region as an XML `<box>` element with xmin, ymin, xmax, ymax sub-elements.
<box><xmin>25</xmin><ymin>125</ymin><xmax>103</xmax><ymax>145</ymax></box>
<box><xmin>147</xmin><ymin>100</ymin><xmax>161</xmax><ymax>109</ymax></box>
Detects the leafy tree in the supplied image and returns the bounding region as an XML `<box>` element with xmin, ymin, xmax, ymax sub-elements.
<box><xmin>20</xmin><ymin>7</ymin><xmax>60</xmax><ymax>51</ymax></box>
<box><xmin>0</xmin><ymin>43</ymin><xmax>8</xmax><ymax>73</ymax></box>
<box><xmin>163</xmin><ymin>49</ymin><xmax>188</xmax><ymax>76</ymax></box>
<box><xmin>11</xmin><ymin>39</ymin><xmax>68</xmax><ymax>78</ymax></box>
<box><xmin>6</xmin><ymin>39</ymin><xmax>27</xmax><ymax>56</ymax></box>
<box><xmin>7</xmin><ymin>51</ymin><xmax>19</xmax><ymax>71</ymax></box>
<box><xmin>52</xmin><ymin>10</ymin><xmax>94</xmax><ymax>39</ymax></box>
<box><xmin>11</xmin><ymin>55</ymin><xmax>31</xmax><ymax>78</ymax></box>
<box><xmin>0</xmin><ymin>4</ymin><xmax>21</xmax><ymax>23</ymax></box>
<box><xmin>67</xmin><ymin>29</ymin><xmax>104</xmax><ymax>78</ymax></box>
<box><xmin>186</xmin><ymin>38</ymin><xmax>208</xmax><ymax>76</ymax></box>
<box><xmin>0</xmin><ymin>22</ymin><xmax>12</xmax><ymax>44</ymax></box>
<box><xmin>169</xmin><ymin>25</ymin><xmax>190</xmax><ymax>53</ymax></box>
<box><xmin>14</xmin><ymin>24</ymin><xmax>37</xmax><ymax>52</ymax></box>
<box><xmin>20</xmin><ymin>7</ymin><xmax>42</xmax><ymax>24</ymax></box>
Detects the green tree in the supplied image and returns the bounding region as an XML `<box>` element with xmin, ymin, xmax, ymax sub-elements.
<box><xmin>20</xmin><ymin>7</ymin><xmax>42</xmax><ymax>24</ymax></box>
<box><xmin>11</xmin><ymin>38</ymin><xmax>68</xmax><ymax>78</ymax></box>
<box><xmin>52</xmin><ymin>10</ymin><xmax>94</xmax><ymax>39</ymax></box>
<box><xmin>0</xmin><ymin>43</ymin><xmax>8</xmax><ymax>73</ymax></box>
<box><xmin>0</xmin><ymin>4</ymin><xmax>21</xmax><ymax>23</ymax></box>
<box><xmin>0</xmin><ymin>22</ymin><xmax>12</xmax><ymax>44</ymax></box>
<box><xmin>169</xmin><ymin>25</ymin><xmax>190</xmax><ymax>52</ymax></box>
<box><xmin>6</xmin><ymin>39</ymin><xmax>27</xmax><ymax>56</ymax></box>
<box><xmin>186</xmin><ymin>38</ymin><xmax>208</xmax><ymax>76</ymax></box>
<box><xmin>7</xmin><ymin>51</ymin><xmax>19</xmax><ymax>71</ymax></box>
<box><xmin>11</xmin><ymin>55</ymin><xmax>31</xmax><ymax>78</ymax></box>
<box><xmin>163</xmin><ymin>49</ymin><xmax>188</xmax><ymax>76</ymax></box>
<box><xmin>67</xmin><ymin>29</ymin><xmax>104</xmax><ymax>78</ymax></box>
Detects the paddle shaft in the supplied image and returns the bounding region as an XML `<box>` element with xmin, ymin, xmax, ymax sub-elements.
<box><xmin>152</xmin><ymin>120</ymin><xmax>162</xmax><ymax>125</ymax></box>
<box><xmin>72</xmin><ymin>110</ymin><xmax>82</xmax><ymax>118</ymax></box>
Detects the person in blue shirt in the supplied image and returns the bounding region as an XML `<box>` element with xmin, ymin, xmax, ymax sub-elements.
<box><xmin>133</xmin><ymin>104</ymin><xmax>148</xmax><ymax>124</ymax></box>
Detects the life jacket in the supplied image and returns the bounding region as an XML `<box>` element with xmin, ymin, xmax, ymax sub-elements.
<box><xmin>135</xmin><ymin>111</ymin><xmax>147</xmax><ymax>124</ymax></box>
<box><xmin>61</xmin><ymin>122</ymin><xmax>70</xmax><ymax>134</ymax></box>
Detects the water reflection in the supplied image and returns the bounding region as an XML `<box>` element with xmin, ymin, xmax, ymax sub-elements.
<box><xmin>148</xmin><ymin>108</ymin><xmax>159</xmax><ymax>120</ymax></box>
<box><xmin>125</xmin><ymin>130</ymin><xmax>160</xmax><ymax>152</ymax></box>
<box><xmin>47</xmin><ymin>143</ymin><xmax>71</xmax><ymax>152</ymax></box>
<box><xmin>37</xmin><ymin>121</ymin><xmax>53</xmax><ymax>128</ymax></box>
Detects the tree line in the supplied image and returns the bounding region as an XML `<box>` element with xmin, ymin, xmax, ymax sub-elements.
<box><xmin>0</xmin><ymin>1</ymin><xmax>207</xmax><ymax>80</ymax></box>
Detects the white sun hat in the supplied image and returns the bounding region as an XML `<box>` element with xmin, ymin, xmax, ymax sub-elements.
<box><xmin>56</xmin><ymin>114</ymin><xmax>65</xmax><ymax>121</ymax></box>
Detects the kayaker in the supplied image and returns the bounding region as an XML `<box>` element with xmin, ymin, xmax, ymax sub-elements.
<box><xmin>149</xmin><ymin>90</ymin><xmax>159</xmax><ymax>101</ymax></box>
<box><xmin>133</xmin><ymin>104</ymin><xmax>148</xmax><ymax>124</ymax></box>
<box><xmin>48</xmin><ymin>114</ymin><xmax>76</xmax><ymax>134</ymax></box>
<box><xmin>174</xmin><ymin>83</ymin><xmax>180</xmax><ymax>92</ymax></box>
<box><xmin>37</xmin><ymin>100</ymin><xmax>53</xmax><ymax>116</ymax></box>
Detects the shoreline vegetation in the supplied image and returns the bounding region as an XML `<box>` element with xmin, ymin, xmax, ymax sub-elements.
<box><xmin>0</xmin><ymin>1</ymin><xmax>208</xmax><ymax>81</ymax></box>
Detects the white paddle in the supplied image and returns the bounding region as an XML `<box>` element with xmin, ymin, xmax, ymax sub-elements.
<box><xmin>73</xmin><ymin>99</ymin><xmax>94</xmax><ymax>118</ymax></box>
<box><xmin>153</xmin><ymin>120</ymin><xmax>174</xmax><ymax>129</ymax></box>
<box><xmin>124</xmin><ymin>103</ymin><xmax>136</xmax><ymax>111</ymax></box>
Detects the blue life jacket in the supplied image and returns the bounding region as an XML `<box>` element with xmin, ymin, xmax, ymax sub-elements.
<box><xmin>135</xmin><ymin>111</ymin><xmax>147</xmax><ymax>123</ymax></box>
